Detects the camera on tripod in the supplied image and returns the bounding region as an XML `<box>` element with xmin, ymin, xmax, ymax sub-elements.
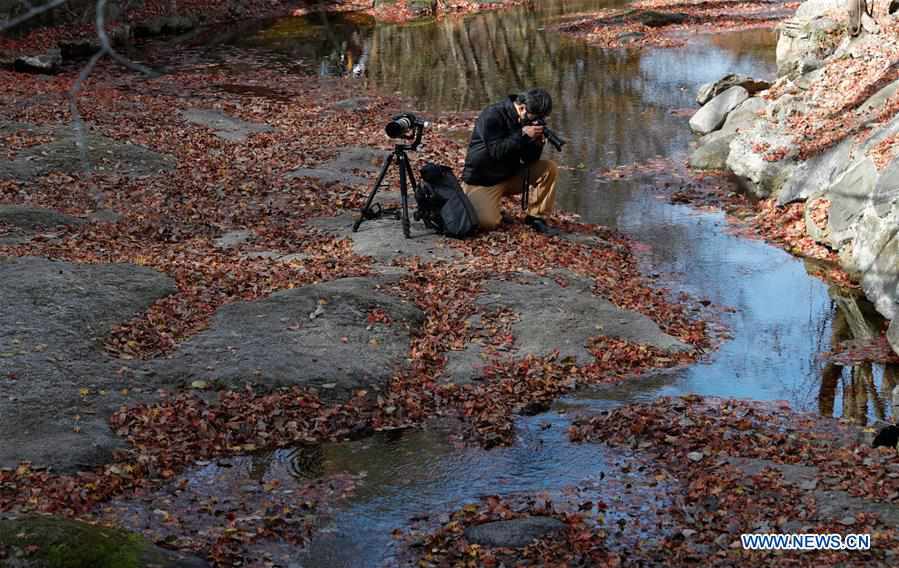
<box><xmin>523</xmin><ymin>117</ymin><xmax>566</xmax><ymax>152</ymax></box>
<box><xmin>352</xmin><ymin>113</ymin><xmax>431</xmax><ymax>238</ymax></box>
<box><xmin>385</xmin><ymin>113</ymin><xmax>430</xmax><ymax>140</ymax></box>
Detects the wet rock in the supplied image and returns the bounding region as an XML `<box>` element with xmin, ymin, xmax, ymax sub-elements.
<box><xmin>309</xmin><ymin>212</ymin><xmax>459</xmax><ymax>264</ymax></box>
<box><xmin>13</xmin><ymin>48</ymin><xmax>62</xmax><ymax>74</ymax></box>
<box><xmin>696</xmin><ymin>74</ymin><xmax>771</xmax><ymax>106</ymax></box>
<box><xmin>0</xmin><ymin>515</ymin><xmax>209</xmax><ymax>567</ymax></box>
<box><xmin>59</xmin><ymin>38</ymin><xmax>102</xmax><ymax>60</ymax></box>
<box><xmin>152</xmin><ymin>276</ymin><xmax>425</xmax><ymax>401</ymax></box>
<box><xmin>0</xmin><ymin>257</ymin><xmax>177</xmax><ymax>470</ymax></box>
<box><xmin>443</xmin><ymin>270</ymin><xmax>690</xmax><ymax>384</ymax></box>
<box><xmin>180</xmin><ymin>108</ymin><xmax>275</xmax><ymax>142</ymax></box>
<box><xmin>689</xmin><ymin>86</ymin><xmax>749</xmax><ymax>135</ymax></box>
<box><xmin>287</xmin><ymin>146</ymin><xmax>386</xmax><ymax>187</ymax></box>
<box><xmin>463</xmin><ymin>516</ymin><xmax>566</xmax><ymax>548</ymax></box>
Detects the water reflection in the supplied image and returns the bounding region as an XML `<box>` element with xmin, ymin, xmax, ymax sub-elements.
<box><xmin>819</xmin><ymin>288</ymin><xmax>898</xmax><ymax>425</ymax></box>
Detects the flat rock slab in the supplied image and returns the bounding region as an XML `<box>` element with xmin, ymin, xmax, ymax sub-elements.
<box><xmin>463</xmin><ymin>516</ymin><xmax>567</xmax><ymax>548</ymax></box>
<box><xmin>0</xmin><ymin>205</ymin><xmax>85</xmax><ymax>244</ymax></box>
<box><xmin>0</xmin><ymin>257</ymin><xmax>177</xmax><ymax>470</ymax></box>
<box><xmin>443</xmin><ymin>271</ymin><xmax>690</xmax><ymax>384</ymax></box>
<box><xmin>287</xmin><ymin>146</ymin><xmax>386</xmax><ymax>186</ymax></box>
<box><xmin>309</xmin><ymin>212</ymin><xmax>461</xmax><ymax>264</ymax></box>
<box><xmin>152</xmin><ymin>276</ymin><xmax>425</xmax><ymax>401</ymax></box>
<box><xmin>179</xmin><ymin>108</ymin><xmax>274</xmax><ymax>142</ymax></box>
<box><xmin>0</xmin><ymin>126</ymin><xmax>175</xmax><ymax>180</ymax></box>
<box><xmin>0</xmin><ymin>515</ymin><xmax>209</xmax><ymax>567</ymax></box>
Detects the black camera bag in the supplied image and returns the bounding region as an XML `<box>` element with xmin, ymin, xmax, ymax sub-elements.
<box><xmin>415</xmin><ymin>163</ymin><xmax>478</xmax><ymax>238</ymax></box>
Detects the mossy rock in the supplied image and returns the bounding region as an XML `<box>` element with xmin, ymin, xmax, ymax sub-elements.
<box><xmin>0</xmin><ymin>516</ymin><xmax>207</xmax><ymax>568</ymax></box>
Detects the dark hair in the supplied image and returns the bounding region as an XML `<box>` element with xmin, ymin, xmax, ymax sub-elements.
<box><xmin>517</xmin><ymin>88</ymin><xmax>552</xmax><ymax>118</ymax></box>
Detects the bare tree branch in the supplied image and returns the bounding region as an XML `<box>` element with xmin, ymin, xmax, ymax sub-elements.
<box><xmin>1</xmin><ymin>0</ymin><xmax>68</xmax><ymax>32</ymax></box>
<box><xmin>95</xmin><ymin>0</ymin><xmax>159</xmax><ymax>77</ymax></box>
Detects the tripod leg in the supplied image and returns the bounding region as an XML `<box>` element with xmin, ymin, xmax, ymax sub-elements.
<box><xmin>398</xmin><ymin>152</ymin><xmax>411</xmax><ymax>238</ymax></box>
<box><xmin>353</xmin><ymin>152</ymin><xmax>394</xmax><ymax>232</ymax></box>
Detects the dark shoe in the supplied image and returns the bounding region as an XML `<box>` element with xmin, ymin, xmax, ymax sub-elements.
<box><xmin>525</xmin><ymin>215</ymin><xmax>558</xmax><ymax>235</ymax></box>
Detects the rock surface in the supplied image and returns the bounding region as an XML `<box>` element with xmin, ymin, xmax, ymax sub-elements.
<box><xmin>696</xmin><ymin>74</ymin><xmax>771</xmax><ymax>106</ymax></box>
<box><xmin>689</xmin><ymin>130</ymin><xmax>737</xmax><ymax>170</ymax></box>
<box><xmin>309</xmin><ymin>212</ymin><xmax>460</xmax><ymax>264</ymax></box>
<box><xmin>13</xmin><ymin>49</ymin><xmax>62</xmax><ymax>74</ymax></box>
<box><xmin>463</xmin><ymin>516</ymin><xmax>567</xmax><ymax>548</ymax></box>
<box><xmin>0</xmin><ymin>257</ymin><xmax>177</xmax><ymax>471</ymax></box>
<box><xmin>152</xmin><ymin>276</ymin><xmax>425</xmax><ymax>401</ymax></box>
<box><xmin>0</xmin><ymin>515</ymin><xmax>209</xmax><ymax>567</ymax></box>
<box><xmin>0</xmin><ymin>124</ymin><xmax>175</xmax><ymax>180</ymax></box>
<box><xmin>179</xmin><ymin>108</ymin><xmax>275</xmax><ymax>142</ymax></box>
<box><xmin>689</xmin><ymin>86</ymin><xmax>749</xmax><ymax>135</ymax></box>
<box><xmin>443</xmin><ymin>271</ymin><xmax>690</xmax><ymax>384</ymax></box>
<box><xmin>287</xmin><ymin>146</ymin><xmax>386</xmax><ymax>186</ymax></box>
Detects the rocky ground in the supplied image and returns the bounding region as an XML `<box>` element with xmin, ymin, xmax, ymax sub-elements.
<box><xmin>0</xmin><ymin>13</ymin><xmax>713</xmax><ymax>565</ymax></box>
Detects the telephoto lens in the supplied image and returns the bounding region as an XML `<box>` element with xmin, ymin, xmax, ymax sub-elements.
<box><xmin>385</xmin><ymin>115</ymin><xmax>414</xmax><ymax>138</ymax></box>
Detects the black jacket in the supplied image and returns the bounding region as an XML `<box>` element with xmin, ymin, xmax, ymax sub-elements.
<box><xmin>462</xmin><ymin>95</ymin><xmax>544</xmax><ymax>186</ymax></box>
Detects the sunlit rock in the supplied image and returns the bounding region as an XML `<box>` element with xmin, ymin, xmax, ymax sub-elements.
<box><xmin>689</xmin><ymin>86</ymin><xmax>749</xmax><ymax>135</ymax></box>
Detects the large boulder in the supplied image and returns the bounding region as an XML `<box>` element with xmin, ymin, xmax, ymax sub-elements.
<box><xmin>850</xmin><ymin>200</ymin><xmax>899</xmax><ymax>321</ymax></box>
<box><xmin>689</xmin><ymin>98</ymin><xmax>766</xmax><ymax>170</ymax></box>
<box><xmin>777</xmin><ymin>136</ymin><xmax>853</xmax><ymax>205</ymax></box>
<box><xmin>689</xmin><ymin>87</ymin><xmax>749</xmax><ymax>135</ymax></box>
<box><xmin>152</xmin><ymin>276</ymin><xmax>425</xmax><ymax>401</ymax></box>
<box><xmin>821</xmin><ymin>157</ymin><xmax>879</xmax><ymax>250</ymax></box>
<box><xmin>726</xmin><ymin>124</ymin><xmax>798</xmax><ymax>198</ymax></box>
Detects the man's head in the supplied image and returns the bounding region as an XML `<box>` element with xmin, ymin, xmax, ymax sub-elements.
<box><xmin>514</xmin><ymin>88</ymin><xmax>553</xmax><ymax>122</ymax></box>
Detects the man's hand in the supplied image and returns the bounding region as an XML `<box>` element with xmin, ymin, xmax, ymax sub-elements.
<box><xmin>522</xmin><ymin>124</ymin><xmax>544</xmax><ymax>141</ymax></box>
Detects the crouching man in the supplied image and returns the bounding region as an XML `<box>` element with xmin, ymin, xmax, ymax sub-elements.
<box><xmin>461</xmin><ymin>87</ymin><xmax>559</xmax><ymax>234</ymax></box>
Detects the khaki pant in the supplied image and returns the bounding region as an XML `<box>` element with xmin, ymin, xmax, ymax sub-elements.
<box><xmin>462</xmin><ymin>159</ymin><xmax>558</xmax><ymax>230</ymax></box>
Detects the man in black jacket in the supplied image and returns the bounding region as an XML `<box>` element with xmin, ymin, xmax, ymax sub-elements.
<box><xmin>462</xmin><ymin>88</ymin><xmax>559</xmax><ymax>234</ymax></box>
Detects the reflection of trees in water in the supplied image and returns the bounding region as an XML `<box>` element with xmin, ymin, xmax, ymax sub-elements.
<box><xmin>819</xmin><ymin>291</ymin><xmax>898</xmax><ymax>425</ymax></box>
<box><xmin>365</xmin><ymin>7</ymin><xmax>678</xmax><ymax>178</ymax></box>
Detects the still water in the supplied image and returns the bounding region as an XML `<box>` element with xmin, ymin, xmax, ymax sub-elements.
<box><xmin>199</xmin><ymin>2</ymin><xmax>898</xmax><ymax>564</ymax></box>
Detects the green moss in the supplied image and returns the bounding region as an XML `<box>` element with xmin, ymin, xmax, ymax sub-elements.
<box><xmin>0</xmin><ymin>516</ymin><xmax>168</xmax><ymax>568</ymax></box>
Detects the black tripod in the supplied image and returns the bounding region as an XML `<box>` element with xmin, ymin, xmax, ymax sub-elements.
<box><xmin>352</xmin><ymin>123</ymin><xmax>424</xmax><ymax>239</ymax></box>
